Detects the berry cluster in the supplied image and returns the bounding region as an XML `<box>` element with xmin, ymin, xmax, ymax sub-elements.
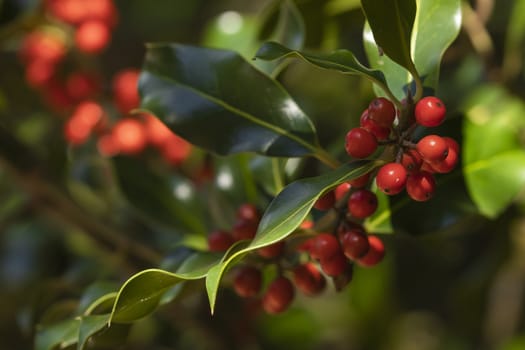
<box><xmin>345</xmin><ymin>96</ymin><xmax>459</xmax><ymax>201</ymax></box>
<box><xmin>17</xmin><ymin>1</ymin><xmax>192</xmax><ymax>167</ymax></box>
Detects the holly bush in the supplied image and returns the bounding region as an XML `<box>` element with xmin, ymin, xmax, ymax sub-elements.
<box><xmin>1</xmin><ymin>0</ymin><xmax>525</xmax><ymax>349</ymax></box>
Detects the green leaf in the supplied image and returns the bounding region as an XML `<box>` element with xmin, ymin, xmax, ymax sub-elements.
<box><xmin>364</xmin><ymin>183</ymin><xmax>393</xmax><ymax>234</ymax></box>
<box><xmin>77</xmin><ymin>282</ymin><xmax>118</xmax><ymax>315</ymax></box>
<box><xmin>363</xmin><ymin>0</ymin><xmax>462</xmax><ymax>99</ymax></box>
<box><xmin>205</xmin><ymin>160</ymin><xmax>381</xmax><ymax>313</ymax></box>
<box><xmin>113</xmin><ymin>156</ymin><xmax>206</xmax><ymax>234</ymax></box>
<box><xmin>35</xmin><ymin>319</ymin><xmax>80</xmax><ymax>350</ymax></box>
<box><xmin>77</xmin><ymin>314</ymin><xmax>111</xmax><ymax>350</ymax></box>
<box><xmin>110</xmin><ymin>252</ymin><xmax>221</xmax><ymax>323</ymax></box>
<box><xmin>361</xmin><ymin>0</ymin><xmax>416</xmax><ymax>72</ymax></box>
<box><xmin>139</xmin><ymin>43</ymin><xmax>321</xmax><ymax>158</ymax></box>
<box><xmin>255</xmin><ymin>41</ymin><xmax>388</xmax><ymax>90</ymax></box>
<box><xmin>463</xmin><ymin>85</ymin><xmax>525</xmax><ymax>218</ymax></box>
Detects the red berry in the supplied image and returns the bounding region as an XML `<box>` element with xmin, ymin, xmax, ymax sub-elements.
<box><xmin>232</xmin><ymin>219</ymin><xmax>257</xmax><ymax>241</ymax></box>
<box><xmin>314</xmin><ymin>190</ymin><xmax>335</xmax><ymax>211</ymax></box>
<box><xmin>262</xmin><ymin>276</ymin><xmax>295</xmax><ymax>314</ymax></box>
<box><xmin>65</xmin><ymin>71</ymin><xmax>101</xmax><ymax>101</ymax></box>
<box><xmin>112</xmin><ymin>118</ymin><xmax>147</xmax><ymax>155</ymax></box>
<box><xmin>345</xmin><ymin>127</ymin><xmax>378</xmax><ymax>159</ymax></box>
<box><xmin>320</xmin><ymin>251</ymin><xmax>348</xmax><ymax>276</ymax></box>
<box><xmin>401</xmin><ymin>149</ymin><xmax>423</xmax><ymax>173</ymax></box>
<box><xmin>348</xmin><ymin>189</ymin><xmax>378</xmax><ymax>219</ymax></box>
<box><xmin>25</xmin><ymin>60</ymin><xmax>56</xmax><ymax>87</ymax></box>
<box><xmin>207</xmin><ymin>230</ymin><xmax>234</xmax><ymax>252</ymax></box>
<box><xmin>96</xmin><ymin>133</ymin><xmax>119</xmax><ymax>157</ymax></box>
<box><xmin>431</xmin><ymin>137</ymin><xmax>459</xmax><ymax>173</ymax></box>
<box><xmin>236</xmin><ymin>203</ymin><xmax>260</xmax><ymax>223</ymax></box>
<box><xmin>416</xmin><ymin>135</ymin><xmax>448</xmax><ymax>162</ymax></box>
<box><xmin>360</xmin><ymin>109</ymin><xmax>391</xmax><ymax>140</ymax></box>
<box><xmin>233</xmin><ymin>266</ymin><xmax>262</xmax><ymax>298</ymax></box>
<box><xmin>376</xmin><ymin>162</ymin><xmax>408</xmax><ymax>195</ymax></box>
<box><xmin>334</xmin><ymin>182</ymin><xmax>351</xmax><ymax>201</ymax></box>
<box><xmin>258</xmin><ymin>241</ymin><xmax>285</xmax><ymax>259</ymax></box>
<box><xmin>64</xmin><ymin>116</ymin><xmax>91</xmax><ymax>145</ymax></box>
<box><xmin>112</xmin><ymin>69</ymin><xmax>140</xmax><ymax>114</ymax></box>
<box><xmin>406</xmin><ymin>171</ymin><xmax>436</xmax><ymax>201</ymax></box>
<box><xmin>340</xmin><ymin>229</ymin><xmax>370</xmax><ymax>260</ymax></box>
<box><xmin>142</xmin><ymin>113</ymin><xmax>174</xmax><ymax>148</ymax></box>
<box><xmin>357</xmin><ymin>235</ymin><xmax>385</xmax><ymax>267</ymax></box>
<box><xmin>309</xmin><ymin>233</ymin><xmax>340</xmax><ymax>261</ymax></box>
<box><xmin>293</xmin><ymin>262</ymin><xmax>326</xmax><ymax>296</ymax></box>
<box><xmin>415</xmin><ymin>96</ymin><xmax>446</xmax><ymax>127</ymax></box>
<box><xmin>368</xmin><ymin>97</ymin><xmax>396</xmax><ymax>127</ymax></box>
<box><xmin>75</xmin><ymin>20</ymin><xmax>110</xmax><ymax>54</ymax></box>
<box><xmin>161</xmin><ymin>134</ymin><xmax>192</xmax><ymax>166</ymax></box>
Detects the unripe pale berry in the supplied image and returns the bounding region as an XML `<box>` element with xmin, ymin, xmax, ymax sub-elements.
<box><xmin>415</xmin><ymin>96</ymin><xmax>446</xmax><ymax>127</ymax></box>
<box><xmin>416</xmin><ymin>135</ymin><xmax>448</xmax><ymax>162</ymax></box>
<box><xmin>357</xmin><ymin>235</ymin><xmax>385</xmax><ymax>267</ymax></box>
<box><xmin>368</xmin><ymin>97</ymin><xmax>396</xmax><ymax>127</ymax></box>
<box><xmin>376</xmin><ymin>162</ymin><xmax>408</xmax><ymax>195</ymax></box>
<box><xmin>348</xmin><ymin>189</ymin><xmax>378</xmax><ymax>219</ymax></box>
<box><xmin>406</xmin><ymin>171</ymin><xmax>436</xmax><ymax>201</ymax></box>
<box><xmin>340</xmin><ymin>229</ymin><xmax>370</xmax><ymax>260</ymax></box>
<box><xmin>233</xmin><ymin>266</ymin><xmax>262</xmax><ymax>298</ymax></box>
<box><xmin>293</xmin><ymin>262</ymin><xmax>326</xmax><ymax>296</ymax></box>
<box><xmin>345</xmin><ymin>127</ymin><xmax>378</xmax><ymax>159</ymax></box>
<box><xmin>262</xmin><ymin>276</ymin><xmax>295</xmax><ymax>314</ymax></box>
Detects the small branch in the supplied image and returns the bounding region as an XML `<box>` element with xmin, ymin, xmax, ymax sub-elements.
<box><xmin>462</xmin><ymin>1</ymin><xmax>494</xmax><ymax>59</ymax></box>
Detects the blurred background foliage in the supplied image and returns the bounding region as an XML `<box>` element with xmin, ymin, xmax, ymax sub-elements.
<box><xmin>0</xmin><ymin>0</ymin><xmax>525</xmax><ymax>349</ymax></box>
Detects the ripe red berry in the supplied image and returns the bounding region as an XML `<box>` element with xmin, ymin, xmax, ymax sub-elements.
<box><xmin>236</xmin><ymin>203</ymin><xmax>260</xmax><ymax>223</ymax></box>
<box><xmin>142</xmin><ymin>113</ymin><xmax>173</xmax><ymax>147</ymax></box>
<box><xmin>416</xmin><ymin>135</ymin><xmax>448</xmax><ymax>163</ymax></box>
<box><xmin>360</xmin><ymin>109</ymin><xmax>391</xmax><ymax>140</ymax></box>
<box><xmin>431</xmin><ymin>137</ymin><xmax>459</xmax><ymax>173</ymax></box>
<box><xmin>112</xmin><ymin>69</ymin><xmax>140</xmax><ymax>114</ymax></box>
<box><xmin>368</xmin><ymin>97</ymin><xmax>396</xmax><ymax>127</ymax></box>
<box><xmin>232</xmin><ymin>219</ymin><xmax>257</xmax><ymax>241</ymax></box>
<box><xmin>376</xmin><ymin>162</ymin><xmax>408</xmax><ymax>195</ymax></box>
<box><xmin>75</xmin><ymin>20</ymin><xmax>110</xmax><ymax>54</ymax></box>
<box><xmin>401</xmin><ymin>149</ymin><xmax>423</xmax><ymax>173</ymax></box>
<box><xmin>207</xmin><ymin>230</ymin><xmax>234</xmax><ymax>252</ymax></box>
<box><xmin>348</xmin><ymin>189</ymin><xmax>378</xmax><ymax>219</ymax></box>
<box><xmin>314</xmin><ymin>190</ymin><xmax>335</xmax><ymax>211</ymax></box>
<box><xmin>345</xmin><ymin>127</ymin><xmax>378</xmax><ymax>159</ymax></box>
<box><xmin>293</xmin><ymin>262</ymin><xmax>326</xmax><ymax>296</ymax></box>
<box><xmin>415</xmin><ymin>96</ymin><xmax>446</xmax><ymax>127</ymax></box>
<box><xmin>309</xmin><ymin>233</ymin><xmax>340</xmax><ymax>260</ymax></box>
<box><xmin>66</xmin><ymin>71</ymin><xmax>101</xmax><ymax>101</ymax></box>
<box><xmin>161</xmin><ymin>134</ymin><xmax>192</xmax><ymax>166</ymax></box>
<box><xmin>112</xmin><ymin>118</ymin><xmax>147</xmax><ymax>155</ymax></box>
<box><xmin>233</xmin><ymin>266</ymin><xmax>262</xmax><ymax>298</ymax></box>
<box><xmin>319</xmin><ymin>251</ymin><xmax>348</xmax><ymax>276</ymax></box>
<box><xmin>258</xmin><ymin>241</ymin><xmax>285</xmax><ymax>259</ymax></box>
<box><xmin>262</xmin><ymin>276</ymin><xmax>295</xmax><ymax>314</ymax></box>
<box><xmin>334</xmin><ymin>182</ymin><xmax>351</xmax><ymax>201</ymax></box>
<box><xmin>340</xmin><ymin>229</ymin><xmax>370</xmax><ymax>260</ymax></box>
<box><xmin>357</xmin><ymin>235</ymin><xmax>385</xmax><ymax>267</ymax></box>
<box><xmin>406</xmin><ymin>171</ymin><xmax>436</xmax><ymax>201</ymax></box>
<box><xmin>349</xmin><ymin>172</ymin><xmax>371</xmax><ymax>188</ymax></box>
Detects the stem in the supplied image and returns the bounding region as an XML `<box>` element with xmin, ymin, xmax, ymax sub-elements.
<box><xmin>409</xmin><ymin>63</ymin><xmax>424</xmax><ymax>102</ymax></box>
<box><xmin>271</xmin><ymin>158</ymin><xmax>285</xmax><ymax>192</ymax></box>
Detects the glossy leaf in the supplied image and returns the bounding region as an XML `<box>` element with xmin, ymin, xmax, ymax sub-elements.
<box><xmin>255</xmin><ymin>41</ymin><xmax>388</xmax><ymax>89</ymax></box>
<box><xmin>77</xmin><ymin>282</ymin><xmax>118</xmax><ymax>315</ymax></box>
<box><xmin>363</xmin><ymin>0</ymin><xmax>462</xmax><ymax>99</ymax></box>
<box><xmin>113</xmin><ymin>156</ymin><xmax>206</xmax><ymax>234</ymax></box>
<box><xmin>35</xmin><ymin>319</ymin><xmax>80</xmax><ymax>350</ymax></box>
<box><xmin>364</xmin><ymin>183</ymin><xmax>393</xmax><ymax>234</ymax></box>
<box><xmin>463</xmin><ymin>86</ymin><xmax>525</xmax><ymax>218</ymax></box>
<box><xmin>77</xmin><ymin>314</ymin><xmax>111</xmax><ymax>350</ymax></box>
<box><xmin>110</xmin><ymin>252</ymin><xmax>221</xmax><ymax>323</ymax></box>
<box><xmin>361</xmin><ymin>0</ymin><xmax>416</xmax><ymax>72</ymax></box>
<box><xmin>205</xmin><ymin>160</ymin><xmax>382</xmax><ymax>313</ymax></box>
<box><xmin>139</xmin><ymin>43</ymin><xmax>320</xmax><ymax>158</ymax></box>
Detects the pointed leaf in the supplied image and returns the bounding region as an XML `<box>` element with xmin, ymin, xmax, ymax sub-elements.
<box><xmin>110</xmin><ymin>252</ymin><xmax>221</xmax><ymax>323</ymax></box>
<box><xmin>363</xmin><ymin>0</ymin><xmax>462</xmax><ymax>98</ymax></box>
<box><xmin>205</xmin><ymin>160</ymin><xmax>382</xmax><ymax>313</ymax></box>
<box><xmin>255</xmin><ymin>41</ymin><xmax>388</xmax><ymax>88</ymax></box>
<box><xmin>139</xmin><ymin>43</ymin><xmax>320</xmax><ymax>157</ymax></box>
<box><xmin>361</xmin><ymin>0</ymin><xmax>416</xmax><ymax>71</ymax></box>
<box><xmin>463</xmin><ymin>85</ymin><xmax>525</xmax><ymax>218</ymax></box>
<box><xmin>35</xmin><ymin>319</ymin><xmax>80</xmax><ymax>350</ymax></box>
<box><xmin>77</xmin><ymin>314</ymin><xmax>111</xmax><ymax>350</ymax></box>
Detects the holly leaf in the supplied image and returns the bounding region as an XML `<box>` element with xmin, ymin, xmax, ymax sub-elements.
<box><xmin>363</xmin><ymin>0</ymin><xmax>462</xmax><ymax>99</ymax></box>
<box><xmin>35</xmin><ymin>319</ymin><xmax>80</xmax><ymax>350</ymax></box>
<box><xmin>463</xmin><ymin>85</ymin><xmax>525</xmax><ymax>218</ymax></box>
<box><xmin>205</xmin><ymin>160</ymin><xmax>382</xmax><ymax>313</ymax></box>
<box><xmin>139</xmin><ymin>43</ymin><xmax>320</xmax><ymax>158</ymax></box>
<box><xmin>361</xmin><ymin>0</ymin><xmax>416</xmax><ymax>72</ymax></box>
